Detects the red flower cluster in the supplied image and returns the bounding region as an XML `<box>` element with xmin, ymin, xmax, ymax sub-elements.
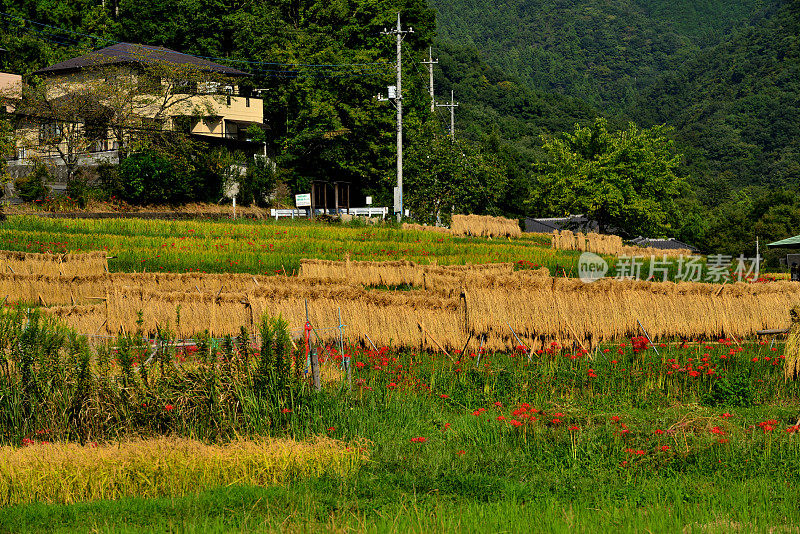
<box><xmin>758</xmin><ymin>419</ymin><xmax>779</xmax><ymax>432</ymax></box>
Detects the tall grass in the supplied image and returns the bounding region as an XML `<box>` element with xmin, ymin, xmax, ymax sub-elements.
<box><xmin>0</xmin><ymin>307</ymin><xmax>309</xmax><ymax>443</ymax></box>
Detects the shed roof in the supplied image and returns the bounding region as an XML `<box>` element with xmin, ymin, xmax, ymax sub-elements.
<box><xmin>767</xmin><ymin>235</ymin><xmax>800</xmax><ymax>248</ymax></box>
<box><xmin>34</xmin><ymin>43</ymin><xmax>249</xmax><ymax>77</ymax></box>
<box><xmin>524</xmin><ymin>214</ymin><xmax>598</xmax><ymax>233</ymax></box>
<box><xmin>630</xmin><ymin>237</ymin><xmax>698</xmax><ymax>252</ymax></box>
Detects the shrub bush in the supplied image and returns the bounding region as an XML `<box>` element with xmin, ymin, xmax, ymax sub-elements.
<box><xmin>239</xmin><ymin>157</ymin><xmax>277</xmax><ymax>207</ymax></box>
<box><xmin>14</xmin><ymin>163</ymin><xmax>50</xmax><ymax>202</ymax></box>
<box><xmin>118</xmin><ymin>150</ymin><xmax>192</xmax><ymax>204</ymax></box>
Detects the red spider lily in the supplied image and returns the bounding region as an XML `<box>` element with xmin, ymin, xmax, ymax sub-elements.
<box><xmin>569</xmin><ymin>425</ymin><xmax>580</xmax><ymax>431</ymax></box>
<box><xmin>509</xmin><ymin>420</ymin><xmax>523</xmax><ymax>427</ymax></box>
<box><xmin>758</xmin><ymin>420</ymin><xmax>779</xmax><ymax>432</ymax></box>
<box><xmin>660</xmin><ymin>445</ymin><xmax>670</xmax><ymax>451</ymax></box>
<box><xmin>611</xmin><ymin>416</ymin><xmax>621</xmax><ymax>423</ymax></box>
<box><xmin>721</xmin><ymin>413</ymin><xmax>733</xmax><ymax>419</ymax></box>
<box><xmin>439</xmin><ymin>394</ymin><xmax>449</xmax><ymax>399</ymax></box>
<box><xmin>164</xmin><ymin>404</ymin><xmax>174</xmax><ymax>412</ymax></box>
<box><xmin>387</xmin><ymin>382</ymin><xmax>397</xmax><ymax>389</ymax></box>
<box><xmin>409</xmin><ymin>437</ymin><xmax>427</xmax><ymax>443</ymax></box>
<box><xmin>654</xmin><ymin>429</ymin><xmax>665</xmax><ymax>435</ymax></box>
<box><xmin>710</xmin><ymin>426</ymin><xmax>725</xmax><ymax>435</ymax></box>
<box><xmin>442</xmin><ymin>423</ymin><xmax>451</xmax><ymax>431</ymax></box>
<box><xmin>457</xmin><ymin>450</ymin><xmax>466</xmax><ymax>456</ymax></box>
<box><xmin>497</xmin><ymin>416</ymin><xmax>506</xmax><ymax>421</ymax></box>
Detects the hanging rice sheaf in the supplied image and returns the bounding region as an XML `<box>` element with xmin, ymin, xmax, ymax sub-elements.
<box><xmin>550</xmin><ymin>230</ymin><xmax>693</xmax><ymax>257</ymax></box>
<box><xmin>299</xmin><ymin>258</ymin><xmax>515</xmax><ymax>291</ymax></box>
<box><xmin>0</xmin><ymin>250</ymin><xmax>108</xmax><ymax>277</ymax></box>
<box><xmin>28</xmin><ymin>265</ymin><xmax>800</xmax><ymax>352</ymax></box>
<box><xmin>450</xmin><ymin>214</ymin><xmax>522</xmax><ymax>238</ymax></box>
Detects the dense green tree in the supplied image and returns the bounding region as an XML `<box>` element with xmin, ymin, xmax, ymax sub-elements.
<box><xmin>405</xmin><ymin>123</ymin><xmax>507</xmax><ymax>224</ymax></box>
<box><xmin>528</xmin><ymin>118</ymin><xmax>686</xmax><ymax>236</ymax></box>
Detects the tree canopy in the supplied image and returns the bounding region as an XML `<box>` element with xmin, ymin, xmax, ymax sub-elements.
<box><xmin>529</xmin><ymin>119</ymin><xmax>686</xmax><ymax>237</ymax></box>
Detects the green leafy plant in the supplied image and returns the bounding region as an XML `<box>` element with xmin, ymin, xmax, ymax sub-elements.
<box><xmin>14</xmin><ymin>163</ymin><xmax>50</xmax><ymax>203</ymax></box>
<box><xmin>702</xmin><ymin>371</ymin><xmax>756</xmax><ymax>407</ymax></box>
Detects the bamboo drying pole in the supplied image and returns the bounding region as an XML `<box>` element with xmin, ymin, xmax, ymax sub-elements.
<box><xmin>417</xmin><ymin>321</ymin><xmax>452</xmax><ymax>359</ymax></box>
<box><xmin>636</xmin><ymin>318</ymin><xmax>659</xmax><ymax>356</ymax></box>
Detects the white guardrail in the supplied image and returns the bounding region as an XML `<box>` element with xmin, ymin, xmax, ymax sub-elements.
<box><xmin>270</xmin><ymin>207</ymin><xmax>389</xmax><ymax>220</ymax></box>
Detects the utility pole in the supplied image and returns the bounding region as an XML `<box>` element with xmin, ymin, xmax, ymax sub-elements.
<box><xmin>378</xmin><ymin>13</ymin><xmax>413</xmax><ymax>221</ymax></box>
<box><xmin>436</xmin><ymin>89</ymin><xmax>459</xmax><ymax>138</ymax></box>
<box><xmin>421</xmin><ymin>47</ymin><xmax>438</xmax><ymax>113</ymax></box>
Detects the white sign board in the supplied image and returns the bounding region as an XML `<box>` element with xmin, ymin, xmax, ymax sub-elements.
<box><xmin>365</xmin><ymin>196</ymin><xmax>373</xmax><ymax>205</ymax></box>
<box><xmin>295</xmin><ymin>193</ymin><xmax>311</xmax><ymax>207</ymax></box>
<box><xmin>388</xmin><ymin>86</ymin><xmax>397</xmax><ymax>99</ymax></box>
<box><xmin>223</xmin><ymin>181</ymin><xmax>239</xmax><ymax>199</ymax></box>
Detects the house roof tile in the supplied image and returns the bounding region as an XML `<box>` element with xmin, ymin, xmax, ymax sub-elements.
<box><xmin>34</xmin><ymin>43</ymin><xmax>249</xmax><ymax>77</ymax></box>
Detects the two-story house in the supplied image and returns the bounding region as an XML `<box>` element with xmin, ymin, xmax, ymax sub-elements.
<box><xmin>7</xmin><ymin>42</ymin><xmax>265</xmax><ymax>182</ymax></box>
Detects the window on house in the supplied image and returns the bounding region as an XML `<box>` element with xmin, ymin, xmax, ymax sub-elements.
<box><xmin>84</xmin><ymin>118</ymin><xmax>108</xmax><ymax>144</ymax></box>
<box><xmin>39</xmin><ymin>122</ymin><xmax>63</xmax><ymax>145</ymax></box>
<box><xmin>175</xmin><ymin>80</ymin><xmax>198</xmax><ymax>94</ymax></box>
<box><xmin>172</xmin><ymin>116</ymin><xmax>197</xmax><ymax>134</ymax></box>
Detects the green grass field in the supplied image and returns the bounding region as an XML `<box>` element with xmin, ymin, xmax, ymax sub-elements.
<box><xmin>0</xmin><ymin>216</ymin><xmax>569</xmax><ymax>275</ymax></box>
<box><xmin>1</xmin><ymin>304</ymin><xmax>798</xmax><ymax>533</ymax></box>
<box><xmin>0</xmin><ymin>216</ymin><xmax>795</xmax><ymax>532</ymax></box>
<box><xmin>4</xmin><ymin>475</ymin><xmax>798</xmax><ymax>533</ymax></box>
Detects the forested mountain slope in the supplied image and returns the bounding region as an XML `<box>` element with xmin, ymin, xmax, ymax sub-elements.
<box><xmin>633</xmin><ymin>0</ymin><xmax>799</xmax><ymax>194</ymax></box>
<box><xmin>430</xmin><ymin>0</ymin><xmax>772</xmax><ymax>108</ymax></box>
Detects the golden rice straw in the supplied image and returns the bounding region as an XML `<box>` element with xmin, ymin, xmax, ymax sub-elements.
<box><xmin>551</xmin><ymin>230</ymin><xmax>693</xmax><ymax>257</ymax></box>
<box><xmin>0</xmin><ymin>272</ymin><xmax>340</xmax><ymax>307</ymax></box>
<box><xmin>785</xmin><ymin>306</ymin><xmax>800</xmax><ymax>380</ymax></box>
<box><xmin>300</xmin><ymin>259</ymin><xmax>513</xmax><ymax>290</ymax></box>
<box><xmin>450</xmin><ymin>214</ymin><xmax>522</xmax><ymax>238</ymax></box>
<box><xmin>0</xmin><ymin>250</ymin><xmax>107</xmax><ymax>277</ymax></box>
<box><xmin>0</xmin><ymin>436</ymin><xmax>367</xmax><ymax>507</ymax></box>
<box><xmin>35</xmin><ymin>269</ymin><xmax>800</xmax><ymax>353</ymax></box>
